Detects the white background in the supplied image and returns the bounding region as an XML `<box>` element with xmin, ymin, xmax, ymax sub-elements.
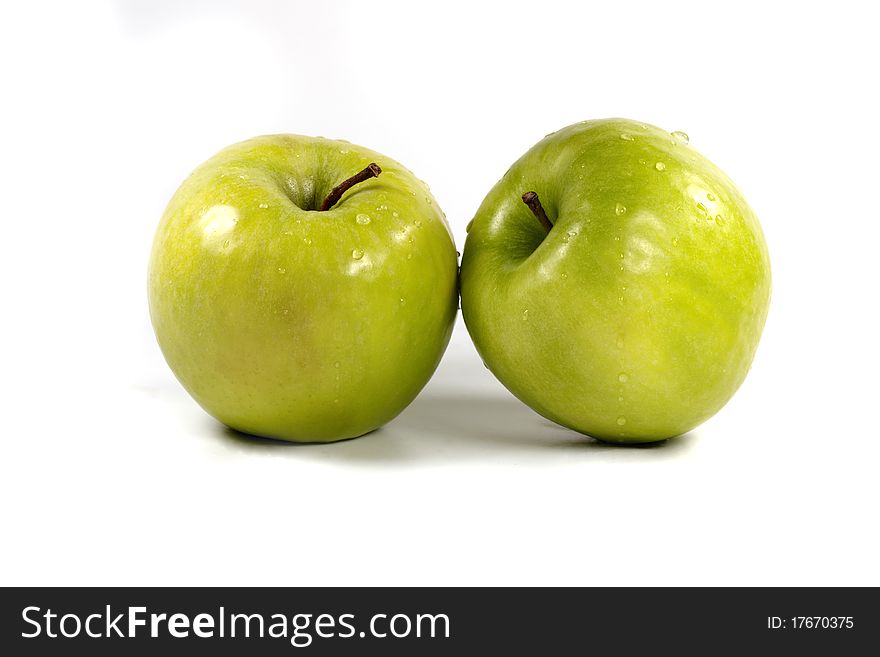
<box><xmin>2</xmin><ymin>1</ymin><xmax>878</xmax><ymax>586</ymax></box>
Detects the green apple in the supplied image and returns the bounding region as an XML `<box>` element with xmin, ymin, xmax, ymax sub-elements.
<box><xmin>149</xmin><ymin>135</ymin><xmax>457</xmax><ymax>442</ymax></box>
<box><xmin>460</xmin><ymin>119</ymin><xmax>771</xmax><ymax>443</ymax></box>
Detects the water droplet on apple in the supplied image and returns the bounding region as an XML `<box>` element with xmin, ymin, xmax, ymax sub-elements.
<box><xmin>356</xmin><ymin>213</ymin><xmax>371</xmax><ymax>225</ymax></box>
<box><xmin>392</xmin><ymin>211</ymin><xmax>399</xmax><ymax>218</ymax></box>
<box><xmin>617</xmin><ymin>416</ymin><xmax>627</xmax><ymax>426</ymax></box>
<box><xmin>618</xmin><ymin>396</ymin><xmax>624</xmax><ymax>402</ymax></box>
<box><xmin>466</xmin><ymin>219</ymin><xmax>475</xmax><ymax>232</ymax></box>
<box><xmin>223</xmin><ymin>239</ymin><xmax>230</xmax><ymax>248</ymax></box>
<box><xmin>620</xmin><ymin>133</ymin><xmax>634</xmax><ymax>141</ymax></box>
<box><xmin>277</xmin><ymin>267</ymin><xmax>286</xmax><ymax>274</ymax></box>
<box><xmin>351</xmin><ymin>249</ymin><xmax>365</xmax><ymax>260</ymax></box>
<box><xmin>522</xmin><ymin>309</ymin><xmax>529</xmax><ymax>321</ymax></box>
<box><xmin>562</xmin><ymin>230</ymin><xmax>577</xmax><ymax>243</ymax></box>
<box><xmin>400</xmin><ymin>297</ymin><xmax>406</xmax><ymax>304</ymax></box>
<box><xmin>303</xmin><ymin>238</ymin><xmax>312</xmax><ymax>245</ymax></box>
<box><xmin>696</xmin><ymin>202</ymin><xmax>708</xmax><ymax>216</ymax></box>
<box><xmin>455</xmin><ymin>250</ymin><xmax>461</xmax><ymax>258</ymax></box>
<box><xmin>715</xmin><ymin>214</ymin><xmax>725</xmax><ymax>225</ymax></box>
<box><xmin>406</xmin><ymin>253</ymin><xmax>413</xmax><ymax>260</ymax></box>
<box><xmin>638</xmin><ymin>158</ymin><xmax>647</xmax><ymax>165</ymax></box>
<box><xmin>259</xmin><ymin>202</ymin><xmax>269</xmax><ymax>209</ymax></box>
<box><xmin>706</xmin><ymin>192</ymin><xmax>716</xmax><ymax>201</ymax></box>
<box><xmin>425</xmin><ymin>197</ymin><xmax>432</xmax><ymax>205</ymax></box>
<box><xmin>672</xmin><ymin>237</ymin><xmax>680</xmax><ymax>246</ymax></box>
<box><xmin>671</xmin><ymin>130</ymin><xmax>689</xmax><ymax>144</ymax></box>
<box><xmin>654</xmin><ymin>162</ymin><xmax>666</xmax><ymax>171</ymax></box>
<box><xmin>561</xmin><ymin>272</ymin><xmax>568</xmax><ymax>279</ymax></box>
<box><xmin>615</xmin><ymin>202</ymin><xmax>627</xmax><ymax>216</ymax></box>
<box><xmin>618</xmin><ymin>372</ymin><xmax>629</xmax><ymax>383</ymax></box>
<box><xmin>334</xmin><ymin>361</ymin><xmax>340</xmax><ymax>368</ymax></box>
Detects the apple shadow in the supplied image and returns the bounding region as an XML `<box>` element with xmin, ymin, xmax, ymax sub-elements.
<box><xmin>214</xmin><ymin>390</ymin><xmax>696</xmax><ymax>466</ymax></box>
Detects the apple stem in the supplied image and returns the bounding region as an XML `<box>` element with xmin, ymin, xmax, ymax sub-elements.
<box><xmin>521</xmin><ymin>191</ymin><xmax>553</xmax><ymax>232</ymax></box>
<box><xmin>319</xmin><ymin>163</ymin><xmax>382</xmax><ymax>211</ymax></box>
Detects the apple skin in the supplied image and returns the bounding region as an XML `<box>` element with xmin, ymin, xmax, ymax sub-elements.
<box><xmin>460</xmin><ymin>119</ymin><xmax>771</xmax><ymax>443</ymax></box>
<box><xmin>149</xmin><ymin>135</ymin><xmax>457</xmax><ymax>442</ymax></box>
